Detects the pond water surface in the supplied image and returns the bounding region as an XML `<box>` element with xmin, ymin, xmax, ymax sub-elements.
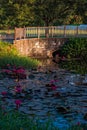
<box><xmin>0</xmin><ymin>59</ymin><xmax>87</xmax><ymax>129</ymax></box>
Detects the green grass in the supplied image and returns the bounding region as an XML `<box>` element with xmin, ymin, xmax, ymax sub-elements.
<box><xmin>0</xmin><ymin>109</ymin><xmax>58</xmax><ymax>130</ymax></box>
<box><xmin>0</xmin><ymin>41</ymin><xmax>40</xmax><ymax>69</ymax></box>
<box><xmin>0</xmin><ymin>108</ymin><xmax>84</xmax><ymax>130</ymax></box>
<box><xmin>0</xmin><ymin>55</ymin><xmax>40</xmax><ymax>69</ymax></box>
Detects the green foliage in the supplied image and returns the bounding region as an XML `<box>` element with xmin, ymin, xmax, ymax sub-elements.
<box><xmin>0</xmin><ymin>109</ymin><xmax>58</xmax><ymax>130</ymax></box>
<box><xmin>59</xmin><ymin>60</ymin><xmax>87</xmax><ymax>74</ymax></box>
<box><xmin>33</xmin><ymin>0</ymin><xmax>77</xmax><ymax>26</ymax></box>
<box><xmin>0</xmin><ymin>0</ymin><xmax>87</xmax><ymax>28</ymax></box>
<box><xmin>0</xmin><ymin>41</ymin><xmax>40</xmax><ymax>69</ymax></box>
<box><xmin>0</xmin><ymin>108</ymin><xmax>84</xmax><ymax>130</ymax></box>
<box><xmin>61</xmin><ymin>38</ymin><xmax>87</xmax><ymax>59</ymax></box>
<box><xmin>0</xmin><ymin>0</ymin><xmax>35</xmax><ymax>28</ymax></box>
<box><xmin>0</xmin><ymin>55</ymin><xmax>40</xmax><ymax>69</ymax></box>
<box><xmin>0</xmin><ymin>41</ymin><xmax>18</xmax><ymax>56</ymax></box>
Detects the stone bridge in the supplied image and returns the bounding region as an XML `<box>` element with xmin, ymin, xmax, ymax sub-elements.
<box><xmin>14</xmin><ymin>38</ymin><xmax>68</xmax><ymax>58</ymax></box>
<box><xmin>13</xmin><ymin>25</ymin><xmax>87</xmax><ymax>58</ymax></box>
<box><xmin>1</xmin><ymin>25</ymin><xmax>87</xmax><ymax>58</ymax></box>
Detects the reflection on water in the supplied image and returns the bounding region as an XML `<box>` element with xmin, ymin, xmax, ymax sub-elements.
<box><xmin>37</xmin><ymin>58</ymin><xmax>87</xmax><ymax>85</ymax></box>
<box><xmin>58</xmin><ymin>60</ymin><xmax>87</xmax><ymax>75</ymax></box>
<box><xmin>31</xmin><ymin>58</ymin><xmax>87</xmax><ymax>129</ymax></box>
<box><xmin>37</xmin><ymin>58</ymin><xmax>87</xmax><ymax>75</ymax></box>
<box><xmin>36</xmin><ymin>58</ymin><xmax>59</xmax><ymax>69</ymax></box>
<box><xmin>66</xmin><ymin>74</ymin><xmax>87</xmax><ymax>86</ymax></box>
<box><xmin>37</xmin><ymin>58</ymin><xmax>56</xmax><ymax>66</ymax></box>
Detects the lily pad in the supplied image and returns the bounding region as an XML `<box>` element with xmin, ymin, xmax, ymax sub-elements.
<box><xmin>28</xmin><ymin>74</ymin><xmax>35</xmax><ymax>79</ymax></box>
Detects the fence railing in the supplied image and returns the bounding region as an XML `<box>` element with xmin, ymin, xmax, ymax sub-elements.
<box><xmin>14</xmin><ymin>25</ymin><xmax>87</xmax><ymax>40</ymax></box>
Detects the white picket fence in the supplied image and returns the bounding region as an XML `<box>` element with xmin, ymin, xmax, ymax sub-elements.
<box><xmin>14</xmin><ymin>25</ymin><xmax>87</xmax><ymax>40</ymax></box>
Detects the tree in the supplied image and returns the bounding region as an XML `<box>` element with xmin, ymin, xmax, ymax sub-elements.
<box><xmin>33</xmin><ymin>0</ymin><xmax>79</xmax><ymax>26</ymax></box>
<box><xmin>0</xmin><ymin>0</ymin><xmax>87</xmax><ymax>28</ymax></box>
<box><xmin>33</xmin><ymin>0</ymin><xmax>87</xmax><ymax>26</ymax></box>
<box><xmin>75</xmin><ymin>0</ymin><xmax>87</xmax><ymax>24</ymax></box>
<box><xmin>0</xmin><ymin>0</ymin><xmax>35</xmax><ymax>28</ymax></box>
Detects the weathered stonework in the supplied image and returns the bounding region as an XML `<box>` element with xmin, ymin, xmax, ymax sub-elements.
<box><xmin>14</xmin><ymin>38</ymin><xmax>68</xmax><ymax>58</ymax></box>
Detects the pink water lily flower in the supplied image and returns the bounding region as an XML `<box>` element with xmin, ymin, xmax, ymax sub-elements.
<box><xmin>15</xmin><ymin>85</ymin><xmax>22</xmax><ymax>93</ymax></box>
<box><xmin>15</xmin><ymin>99</ymin><xmax>22</xmax><ymax>109</ymax></box>
<box><xmin>15</xmin><ymin>87</ymin><xmax>22</xmax><ymax>93</ymax></box>
<box><xmin>77</xmin><ymin>122</ymin><xmax>81</xmax><ymax>126</ymax></box>
<box><xmin>50</xmin><ymin>79</ymin><xmax>58</xmax><ymax>83</ymax></box>
<box><xmin>12</xmin><ymin>68</ymin><xmax>17</xmax><ymax>73</ymax></box>
<box><xmin>2</xmin><ymin>69</ymin><xmax>11</xmax><ymax>73</ymax></box>
<box><xmin>51</xmin><ymin>84</ymin><xmax>57</xmax><ymax>90</ymax></box>
<box><xmin>50</xmin><ymin>80</ymin><xmax>55</xmax><ymax>83</ymax></box>
<box><xmin>1</xmin><ymin>91</ymin><xmax>7</xmax><ymax>96</ymax></box>
<box><xmin>12</xmin><ymin>67</ymin><xmax>25</xmax><ymax>74</ymax></box>
<box><xmin>17</xmin><ymin>68</ymin><xmax>25</xmax><ymax>74</ymax></box>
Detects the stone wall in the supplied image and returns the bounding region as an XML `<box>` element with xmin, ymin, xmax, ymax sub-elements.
<box><xmin>14</xmin><ymin>38</ymin><xmax>68</xmax><ymax>58</ymax></box>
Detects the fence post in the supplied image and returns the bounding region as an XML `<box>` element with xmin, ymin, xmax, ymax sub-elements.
<box><xmin>23</xmin><ymin>27</ymin><xmax>26</xmax><ymax>39</ymax></box>
<box><xmin>51</xmin><ymin>26</ymin><xmax>53</xmax><ymax>38</ymax></box>
<box><xmin>64</xmin><ymin>25</ymin><xmax>66</xmax><ymax>37</ymax></box>
<box><xmin>37</xmin><ymin>27</ymin><xmax>40</xmax><ymax>38</ymax></box>
<box><xmin>45</xmin><ymin>27</ymin><xmax>49</xmax><ymax>38</ymax></box>
<box><xmin>76</xmin><ymin>26</ymin><xmax>78</xmax><ymax>36</ymax></box>
<box><xmin>14</xmin><ymin>27</ymin><xmax>16</xmax><ymax>40</ymax></box>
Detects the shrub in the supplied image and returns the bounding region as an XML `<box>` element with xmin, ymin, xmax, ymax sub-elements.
<box><xmin>60</xmin><ymin>38</ymin><xmax>87</xmax><ymax>60</ymax></box>
<box><xmin>59</xmin><ymin>60</ymin><xmax>87</xmax><ymax>74</ymax></box>
<box><xmin>0</xmin><ymin>41</ymin><xmax>18</xmax><ymax>56</ymax></box>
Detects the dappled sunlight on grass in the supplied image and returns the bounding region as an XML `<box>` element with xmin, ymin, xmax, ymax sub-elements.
<box><xmin>0</xmin><ymin>41</ymin><xmax>40</xmax><ymax>69</ymax></box>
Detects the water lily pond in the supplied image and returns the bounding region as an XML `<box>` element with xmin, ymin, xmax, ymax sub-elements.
<box><xmin>0</xmin><ymin>59</ymin><xmax>87</xmax><ymax>130</ymax></box>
